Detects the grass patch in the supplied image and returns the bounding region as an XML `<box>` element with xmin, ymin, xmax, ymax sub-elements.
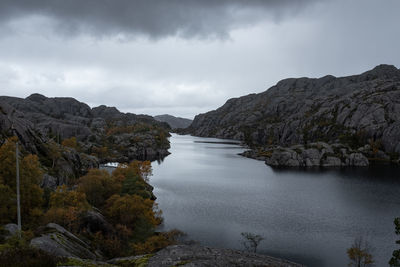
<box><xmin>115</xmin><ymin>254</ymin><xmax>154</xmax><ymax>267</ymax></box>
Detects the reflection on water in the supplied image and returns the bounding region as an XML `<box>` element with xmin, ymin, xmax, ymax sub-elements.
<box><xmin>151</xmin><ymin>134</ymin><xmax>400</xmax><ymax>267</ymax></box>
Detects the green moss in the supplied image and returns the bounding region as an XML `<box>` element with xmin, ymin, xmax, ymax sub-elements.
<box><xmin>367</xmin><ymin>157</ymin><xmax>392</xmax><ymax>164</ymax></box>
<box><xmin>172</xmin><ymin>260</ymin><xmax>191</xmax><ymax>266</ymax></box>
<box><xmin>293</xmin><ymin>148</ymin><xmax>303</xmax><ymax>154</ymax></box>
<box><xmin>58</xmin><ymin>257</ymin><xmax>115</xmax><ymax>267</ymax></box>
<box><xmin>339</xmin><ymin>130</ymin><xmax>367</xmax><ymax>149</ymax></box>
<box><xmin>256</xmin><ymin>149</ymin><xmax>273</xmax><ymax>158</ymax></box>
<box><xmin>309</xmin><ymin>144</ymin><xmax>322</xmax><ymax>151</ymax></box>
<box><xmin>0</xmin><ymin>245</ymin><xmax>59</xmax><ymax>267</ymax></box>
<box><xmin>388</xmin><ymin>152</ymin><xmax>400</xmax><ymax>161</ymax></box>
<box><xmin>115</xmin><ymin>254</ymin><xmax>154</xmax><ymax>267</ymax></box>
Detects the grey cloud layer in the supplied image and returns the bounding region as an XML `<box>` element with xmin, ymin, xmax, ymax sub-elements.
<box><xmin>0</xmin><ymin>0</ymin><xmax>399</xmax><ymax>119</ymax></box>
<box><xmin>0</xmin><ymin>0</ymin><xmax>318</xmax><ymax>38</ymax></box>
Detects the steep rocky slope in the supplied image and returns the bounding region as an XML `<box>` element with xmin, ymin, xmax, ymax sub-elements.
<box><xmin>187</xmin><ymin>65</ymin><xmax>400</xmax><ymax>166</ymax></box>
<box><xmin>155</xmin><ymin>114</ymin><xmax>193</xmax><ymax>129</ymax></box>
<box><xmin>0</xmin><ymin>94</ymin><xmax>170</xmax><ymax>184</ymax></box>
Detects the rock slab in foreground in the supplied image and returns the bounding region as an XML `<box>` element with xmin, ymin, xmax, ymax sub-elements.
<box><xmin>145</xmin><ymin>244</ymin><xmax>304</xmax><ymax>267</ymax></box>
<box><xmin>28</xmin><ymin>223</ymin><xmax>304</xmax><ymax>266</ymax></box>
<box><xmin>30</xmin><ymin>223</ymin><xmax>102</xmax><ymax>260</ymax></box>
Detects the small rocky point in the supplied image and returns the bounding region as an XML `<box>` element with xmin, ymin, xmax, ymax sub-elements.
<box><xmin>241</xmin><ymin>141</ymin><xmax>374</xmax><ymax>167</ymax></box>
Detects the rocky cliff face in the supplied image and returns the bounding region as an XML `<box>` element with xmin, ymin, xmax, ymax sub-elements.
<box><xmin>0</xmin><ymin>94</ymin><xmax>170</xmax><ymax>185</ymax></box>
<box><xmin>154</xmin><ymin>114</ymin><xmax>193</xmax><ymax>129</ymax></box>
<box><xmin>188</xmin><ymin>65</ymin><xmax>400</xmax><ymax>165</ymax></box>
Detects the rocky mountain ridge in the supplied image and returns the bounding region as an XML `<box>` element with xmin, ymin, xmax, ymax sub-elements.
<box><xmin>0</xmin><ymin>94</ymin><xmax>171</xmax><ymax>185</ymax></box>
<box><xmin>187</xmin><ymin>64</ymin><xmax>400</xmax><ymax>166</ymax></box>
<box><xmin>154</xmin><ymin>114</ymin><xmax>193</xmax><ymax>129</ymax></box>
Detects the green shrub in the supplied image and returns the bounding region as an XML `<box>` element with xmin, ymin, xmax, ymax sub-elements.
<box><xmin>0</xmin><ymin>243</ymin><xmax>59</xmax><ymax>267</ymax></box>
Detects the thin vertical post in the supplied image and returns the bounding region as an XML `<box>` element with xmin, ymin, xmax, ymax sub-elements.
<box><xmin>16</xmin><ymin>141</ymin><xmax>21</xmax><ymax>238</ymax></box>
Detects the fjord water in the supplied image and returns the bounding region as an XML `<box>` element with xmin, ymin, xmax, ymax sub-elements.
<box><xmin>151</xmin><ymin>134</ymin><xmax>400</xmax><ymax>267</ymax></box>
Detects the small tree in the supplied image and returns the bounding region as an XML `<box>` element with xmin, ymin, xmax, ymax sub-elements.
<box><xmin>389</xmin><ymin>217</ymin><xmax>400</xmax><ymax>267</ymax></box>
<box><xmin>45</xmin><ymin>140</ymin><xmax>61</xmax><ymax>168</ymax></box>
<box><xmin>61</xmin><ymin>137</ymin><xmax>78</xmax><ymax>149</ymax></box>
<box><xmin>240</xmin><ymin>232</ymin><xmax>264</xmax><ymax>253</ymax></box>
<box><xmin>78</xmin><ymin>169</ymin><xmax>120</xmax><ymax>208</ymax></box>
<box><xmin>347</xmin><ymin>236</ymin><xmax>374</xmax><ymax>267</ymax></box>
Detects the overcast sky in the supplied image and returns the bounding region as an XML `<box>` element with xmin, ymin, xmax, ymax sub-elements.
<box><xmin>0</xmin><ymin>0</ymin><xmax>399</xmax><ymax>119</ymax></box>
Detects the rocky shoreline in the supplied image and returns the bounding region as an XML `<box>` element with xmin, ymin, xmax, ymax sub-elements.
<box><xmin>240</xmin><ymin>141</ymin><xmax>399</xmax><ymax>167</ymax></box>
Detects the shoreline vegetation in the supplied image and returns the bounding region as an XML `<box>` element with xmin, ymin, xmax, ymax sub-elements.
<box><xmin>0</xmin><ymin>136</ymin><xmax>182</xmax><ymax>265</ymax></box>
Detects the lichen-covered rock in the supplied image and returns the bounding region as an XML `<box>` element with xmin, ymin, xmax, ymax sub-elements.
<box><xmin>2</xmin><ymin>224</ymin><xmax>18</xmax><ymax>239</ymax></box>
<box><xmin>30</xmin><ymin>223</ymin><xmax>102</xmax><ymax>260</ymax></box>
<box><xmin>107</xmin><ymin>254</ymin><xmax>153</xmax><ymax>266</ymax></box>
<box><xmin>58</xmin><ymin>257</ymin><xmax>114</xmax><ymax>267</ymax></box>
<box><xmin>80</xmin><ymin>210</ymin><xmax>114</xmax><ymax>236</ymax></box>
<box><xmin>144</xmin><ymin>244</ymin><xmax>304</xmax><ymax>267</ymax></box>
<box><xmin>321</xmin><ymin>156</ymin><xmax>342</xmax><ymax>167</ymax></box>
<box><xmin>345</xmin><ymin>153</ymin><xmax>369</xmax><ymax>167</ymax></box>
<box><xmin>266</xmin><ymin>149</ymin><xmax>301</xmax><ymax>167</ymax></box>
<box><xmin>41</xmin><ymin>174</ymin><xmax>58</xmax><ymax>190</ymax></box>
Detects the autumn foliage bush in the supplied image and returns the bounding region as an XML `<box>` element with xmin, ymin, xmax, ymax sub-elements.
<box><xmin>77</xmin><ymin>169</ymin><xmax>121</xmax><ymax>208</ymax></box>
<box><xmin>43</xmin><ymin>185</ymin><xmax>90</xmax><ymax>232</ymax></box>
<box><xmin>0</xmin><ymin>137</ymin><xmax>44</xmax><ymax>228</ymax></box>
<box><xmin>0</xmin><ymin>136</ymin><xmax>177</xmax><ymax>259</ymax></box>
<box><xmin>0</xmin><ymin>233</ymin><xmax>59</xmax><ymax>267</ymax></box>
<box><xmin>61</xmin><ymin>137</ymin><xmax>78</xmax><ymax>149</ymax></box>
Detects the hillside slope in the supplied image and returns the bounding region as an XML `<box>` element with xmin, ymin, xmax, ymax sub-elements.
<box><xmin>187</xmin><ymin>65</ymin><xmax>400</xmax><ymax>165</ymax></box>
<box><xmin>154</xmin><ymin>114</ymin><xmax>192</xmax><ymax>129</ymax></box>
<box><xmin>0</xmin><ymin>94</ymin><xmax>170</xmax><ymax>184</ymax></box>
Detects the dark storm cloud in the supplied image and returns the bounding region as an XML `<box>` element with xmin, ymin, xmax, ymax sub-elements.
<box><xmin>0</xmin><ymin>0</ymin><xmax>318</xmax><ymax>38</ymax></box>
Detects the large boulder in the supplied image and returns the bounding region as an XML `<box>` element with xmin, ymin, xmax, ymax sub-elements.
<box><xmin>40</xmin><ymin>174</ymin><xmax>58</xmax><ymax>190</ymax></box>
<box><xmin>1</xmin><ymin>224</ymin><xmax>19</xmax><ymax>240</ymax></box>
<box><xmin>80</xmin><ymin>210</ymin><xmax>114</xmax><ymax>236</ymax></box>
<box><xmin>345</xmin><ymin>153</ymin><xmax>369</xmax><ymax>166</ymax></box>
<box><xmin>30</xmin><ymin>223</ymin><xmax>102</xmax><ymax>260</ymax></box>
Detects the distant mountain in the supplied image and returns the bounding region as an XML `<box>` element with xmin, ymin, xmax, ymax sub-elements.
<box><xmin>154</xmin><ymin>114</ymin><xmax>193</xmax><ymax>129</ymax></box>
<box><xmin>187</xmin><ymin>64</ymin><xmax>400</xmax><ymax>166</ymax></box>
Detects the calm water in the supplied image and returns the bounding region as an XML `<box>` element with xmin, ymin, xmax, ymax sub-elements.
<box><xmin>151</xmin><ymin>134</ymin><xmax>400</xmax><ymax>267</ymax></box>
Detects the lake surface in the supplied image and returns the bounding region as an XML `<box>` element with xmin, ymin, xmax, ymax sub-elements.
<box><xmin>151</xmin><ymin>134</ymin><xmax>400</xmax><ymax>267</ymax></box>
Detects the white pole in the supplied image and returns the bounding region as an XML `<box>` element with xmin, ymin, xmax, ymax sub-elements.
<box><xmin>16</xmin><ymin>140</ymin><xmax>21</xmax><ymax>238</ymax></box>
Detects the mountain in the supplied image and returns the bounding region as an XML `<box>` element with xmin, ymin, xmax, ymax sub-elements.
<box><xmin>0</xmin><ymin>94</ymin><xmax>171</xmax><ymax>185</ymax></box>
<box><xmin>187</xmin><ymin>64</ymin><xmax>400</xmax><ymax>166</ymax></box>
<box><xmin>154</xmin><ymin>114</ymin><xmax>193</xmax><ymax>129</ymax></box>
